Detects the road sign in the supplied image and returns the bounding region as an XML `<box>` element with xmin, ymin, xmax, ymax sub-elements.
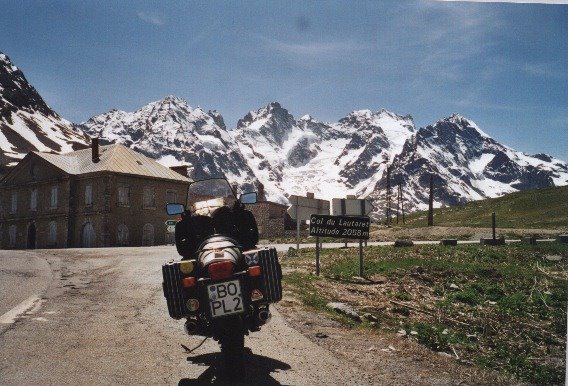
<box><xmin>332</xmin><ymin>198</ymin><xmax>374</xmax><ymax>216</ymax></box>
<box><xmin>287</xmin><ymin>195</ymin><xmax>330</xmax><ymax>220</ymax></box>
<box><xmin>166</xmin><ymin>225</ymin><xmax>176</xmax><ymax>233</ymax></box>
<box><xmin>165</xmin><ymin>220</ymin><xmax>177</xmax><ymax>226</ymax></box>
<box><xmin>309</xmin><ymin>214</ymin><xmax>370</xmax><ymax>240</ymax></box>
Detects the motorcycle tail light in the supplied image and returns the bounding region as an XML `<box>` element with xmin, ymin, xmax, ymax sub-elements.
<box><xmin>182</xmin><ymin>276</ymin><xmax>196</xmax><ymax>288</ymax></box>
<box><xmin>208</xmin><ymin>261</ymin><xmax>234</xmax><ymax>281</ymax></box>
<box><xmin>247</xmin><ymin>266</ymin><xmax>262</xmax><ymax>277</ymax></box>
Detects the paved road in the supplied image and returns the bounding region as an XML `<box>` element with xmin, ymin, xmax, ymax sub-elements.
<box><xmin>0</xmin><ymin>247</ymin><xmax>370</xmax><ymax>385</ymax></box>
<box><xmin>2</xmin><ymin>240</ymin><xmax>557</xmax><ymax>384</ymax></box>
<box><xmin>0</xmin><ymin>250</ymin><xmax>52</xmax><ymax>329</ymax></box>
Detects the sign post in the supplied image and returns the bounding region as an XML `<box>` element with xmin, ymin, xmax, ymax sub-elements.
<box><xmin>309</xmin><ymin>214</ymin><xmax>370</xmax><ymax>276</ymax></box>
<box><xmin>315</xmin><ymin>236</ymin><xmax>320</xmax><ymax>276</ymax></box>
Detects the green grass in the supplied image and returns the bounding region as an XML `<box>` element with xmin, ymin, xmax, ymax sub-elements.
<box><xmin>282</xmin><ymin>271</ymin><xmax>361</xmax><ymax>326</ymax></box>
<box><xmin>402</xmin><ymin>185</ymin><xmax>568</xmax><ymax>229</ymax></box>
<box><xmin>281</xmin><ymin>243</ymin><xmax>568</xmax><ymax>385</ymax></box>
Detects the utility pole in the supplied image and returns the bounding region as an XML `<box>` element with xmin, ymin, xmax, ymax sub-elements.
<box><xmin>427</xmin><ymin>174</ymin><xmax>434</xmax><ymax>226</ymax></box>
<box><xmin>386</xmin><ymin>165</ymin><xmax>392</xmax><ymax>225</ymax></box>
<box><xmin>400</xmin><ymin>183</ymin><xmax>405</xmax><ymax>224</ymax></box>
<box><xmin>396</xmin><ymin>183</ymin><xmax>400</xmax><ymax>224</ymax></box>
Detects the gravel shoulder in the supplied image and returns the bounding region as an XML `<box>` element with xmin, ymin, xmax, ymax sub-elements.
<box><xmin>275</xmin><ymin>296</ymin><xmax>515</xmax><ymax>386</ymax></box>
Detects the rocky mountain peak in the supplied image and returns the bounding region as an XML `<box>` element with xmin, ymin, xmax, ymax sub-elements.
<box><xmin>208</xmin><ymin>109</ymin><xmax>227</xmax><ymax>131</ymax></box>
<box><xmin>441</xmin><ymin>113</ymin><xmax>491</xmax><ymax>139</ymax></box>
<box><xmin>235</xmin><ymin>101</ymin><xmax>296</xmax><ymax>149</ymax></box>
<box><xmin>0</xmin><ymin>51</ymin><xmax>53</xmax><ymax>117</ymax></box>
<box><xmin>80</xmin><ymin>98</ymin><xmax>259</xmax><ymax>191</ymax></box>
<box><xmin>0</xmin><ymin>51</ymin><xmax>89</xmax><ymax>173</ymax></box>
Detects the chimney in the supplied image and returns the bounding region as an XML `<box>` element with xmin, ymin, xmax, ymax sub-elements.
<box><xmin>91</xmin><ymin>137</ymin><xmax>100</xmax><ymax>163</ymax></box>
<box><xmin>169</xmin><ymin>165</ymin><xmax>189</xmax><ymax>177</ymax></box>
<box><xmin>257</xmin><ymin>182</ymin><xmax>266</xmax><ymax>201</ymax></box>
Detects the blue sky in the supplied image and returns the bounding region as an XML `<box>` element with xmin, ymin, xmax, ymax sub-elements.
<box><xmin>1</xmin><ymin>1</ymin><xmax>567</xmax><ymax>160</ymax></box>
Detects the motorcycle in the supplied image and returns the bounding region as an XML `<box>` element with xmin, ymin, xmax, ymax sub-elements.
<box><xmin>162</xmin><ymin>178</ymin><xmax>282</xmax><ymax>380</ymax></box>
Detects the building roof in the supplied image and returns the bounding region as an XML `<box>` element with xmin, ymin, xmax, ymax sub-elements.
<box><xmin>33</xmin><ymin>144</ymin><xmax>190</xmax><ymax>182</ymax></box>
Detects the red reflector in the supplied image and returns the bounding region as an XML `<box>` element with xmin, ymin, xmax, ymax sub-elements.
<box><xmin>247</xmin><ymin>265</ymin><xmax>262</xmax><ymax>277</ymax></box>
<box><xmin>208</xmin><ymin>261</ymin><xmax>234</xmax><ymax>281</ymax></box>
<box><xmin>182</xmin><ymin>276</ymin><xmax>196</xmax><ymax>288</ymax></box>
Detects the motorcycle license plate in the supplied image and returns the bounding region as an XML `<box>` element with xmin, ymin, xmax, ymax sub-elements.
<box><xmin>207</xmin><ymin>279</ymin><xmax>244</xmax><ymax>318</ymax></box>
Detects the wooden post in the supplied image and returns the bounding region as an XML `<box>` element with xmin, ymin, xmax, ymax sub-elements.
<box><xmin>359</xmin><ymin>199</ymin><xmax>365</xmax><ymax>276</ymax></box>
<box><xmin>427</xmin><ymin>174</ymin><xmax>434</xmax><ymax>226</ymax></box>
<box><xmin>396</xmin><ymin>184</ymin><xmax>400</xmax><ymax>224</ymax></box>
<box><xmin>359</xmin><ymin>240</ymin><xmax>364</xmax><ymax>277</ymax></box>
<box><xmin>296</xmin><ymin>206</ymin><xmax>300</xmax><ymax>251</ymax></box>
<box><xmin>316</xmin><ymin>236</ymin><xmax>320</xmax><ymax>276</ymax></box>
<box><xmin>400</xmin><ymin>183</ymin><xmax>405</xmax><ymax>224</ymax></box>
<box><xmin>386</xmin><ymin>165</ymin><xmax>391</xmax><ymax>225</ymax></box>
<box><xmin>342</xmin><ymin>199</ymin><xmax>347</xmax><ymax>248</ymax></box>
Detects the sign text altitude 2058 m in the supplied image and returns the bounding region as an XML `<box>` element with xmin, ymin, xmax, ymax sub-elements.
<box><xmin>309</xmin><ymin>215</ymin><xmax>370</xmax><ymax>240</ymax></box>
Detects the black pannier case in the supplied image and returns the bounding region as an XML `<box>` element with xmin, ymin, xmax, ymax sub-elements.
<box><xmin>255</xmin><ymin>248</ymin><xmax>283</xmax><ymax>303</ymax></box>
<box><xmin>162</xmin><ymin>260</ymin><xmax>196</xmax><ymax>319</ymax></box>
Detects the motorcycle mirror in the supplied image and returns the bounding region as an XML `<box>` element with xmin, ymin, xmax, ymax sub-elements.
<box><xmin>166</xmin><ymin>203</ymin><xmax>186</xmax><ymax>215</ymax></box>
<box><xmin>239</xmin><ymin>192</ymin><xmax>257</xmax><ymax>204</ymax></box>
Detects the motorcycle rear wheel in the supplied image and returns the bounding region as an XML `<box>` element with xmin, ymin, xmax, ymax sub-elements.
<box><xmin>218</xmin><ymin>318</ymin><xmax>245</xmax><ymax>381</ymax></box>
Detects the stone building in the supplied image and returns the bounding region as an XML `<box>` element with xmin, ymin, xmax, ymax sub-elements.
<box><xmin>245</xmin><ymin>200</ymin><xmax>288</xmax><ymax>238</ymax></box>
<box><xmin>0</xmin><ymin>141</ymin><xmax>190</xmax><ymax>249</ymax></box>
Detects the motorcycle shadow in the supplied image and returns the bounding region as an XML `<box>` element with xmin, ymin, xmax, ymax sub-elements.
<box><xmin>178</xmin><ymin>347</ymin><xmax>291</xmax><ymax>385</ymax></box>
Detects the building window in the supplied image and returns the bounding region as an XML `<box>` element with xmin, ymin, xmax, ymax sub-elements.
<box><xmin>166</xmin><ymin>190</ymin><xmax>177</xmax><ymax>203</ymax></box>
<box><xmin>143</xmin><ymin>187</ymin><xmax>156</xmax><ymax>209</ymax></box>
<box><xmin>48</xmin><ymin>221</ymin><xmax>57</xmax><ymax>246</ymax></box>
<box><xmin>118</xmin><ymin>185</ymin><xmax>130</xmax><ymax>206</ymax></box>
<box><xmin>10</xmin><ymin>191</ymin><xmax>17</xmax><ymax>214</ymax></box>
<box><xmin>50</xmin><ymin>186</ymin><xmax>58</xmax><ymax>209</ymax></box>
<box><xmin>30</xmin><ymin>189</ymin><xmax>38</xmax><ymax>211</ymax></box>
<box><xmin>30</xmin><ymin>164</ymin><xmax>39</xmax><ymax>179</ymax></box>
<box><xmin>142</xmin><ymin>223</ymin><xmax>154</xmax><ymax>246</ymax></box>
<box><xmin>81</xmin><ymin>222</ymin><xmax>96</xmax><ymax>248</ymax></box>
<box><xmin>85</xmin><ymin>184</ymin><xmax>93</xmax><ymax>206</ymax></box>
<box><xmin>117</xmin><ymin>224</ymin><xmax>129</xmax><ymax>245</ymax></box>
<box><xmin>8</xmin><ymin>225</ymin><xmax>17</xmax><ymax>247</ymax></box>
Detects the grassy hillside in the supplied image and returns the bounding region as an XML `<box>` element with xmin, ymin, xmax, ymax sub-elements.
<box><xmin>282</xmin><ymin>243</ymin><xmax>568</xmax><ymax>384</ymax></box>
<box><xmin>403</xmin><ymin>186</ymin><xmax>568</xmax><ymax>230</ymax></box>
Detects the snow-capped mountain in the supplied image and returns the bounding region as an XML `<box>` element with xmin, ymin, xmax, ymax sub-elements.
<box><xmin>79</xmin><ymin>96</ymin><xmax>259</xmax><ymax>191</ymax></box>
<box><xmin>3</xmin><ymin>47</ymin><xmax>564</xmax><ymax>212</ymax></box>
<box><xmin>0</xmin><ymin>51</ymin><xmax>89</xmax><ymax>175</ymax></box>
<box><xmin>81</xmin><ymin>98</ymin><xmax>568</xmax><ymax>213</ymax></box>
<box><xmin>234</xmin><ymin>102</ymin><xmax>416</xmax><ymax>203</ymax></box>
<box><xmin>368</xmin><ymin>114</ymin><xmax>568</xmax><ymax>211</ymax></box>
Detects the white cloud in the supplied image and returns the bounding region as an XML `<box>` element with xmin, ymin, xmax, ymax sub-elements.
<box><xmin>523</xmin><ymin>62</ymin><xmax>568</xmax><ymax>79</ymax></box>
<box><xmin>137</xmin><ymin>11</ymin><xmax>164</xmax><ymax>26</ymax></box>
<box><xmin>257</xmin><ymin>35</ymin><xmax>371</xmax><ymax>65</ymax></box>
<box><xmin>436</xmin><ymin>0</ymin><xmax>568</xmax><ymax>3</ymax></box>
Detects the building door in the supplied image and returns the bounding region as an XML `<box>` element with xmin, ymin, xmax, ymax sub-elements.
<box><xmin>142</xmin><ymin>223</ymin><xmax>154</xmax><ymax>246</ymax></box>
<box><xmin>27</xmin><ymin>223</ymin><xmax>36</xmax><ymax>249</ymax></box>
<box><xmin>81</xmin><ymin>222</ymin><xmax>96</xmax><ymax>248</ymax></box>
